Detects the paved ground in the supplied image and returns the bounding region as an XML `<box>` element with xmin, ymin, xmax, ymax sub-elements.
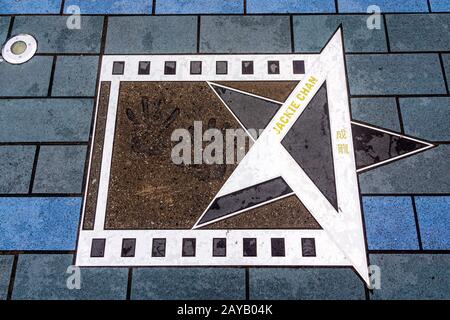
<box><xmin>0</xmin><ymin>0</ymin><xmax>449</xmax><ymax>300</ymax></box>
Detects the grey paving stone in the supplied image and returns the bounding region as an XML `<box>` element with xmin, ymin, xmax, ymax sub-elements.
<box><xmin>0</xmin><ymin>255</ymin><xmax>13</xmax><ymax>300</ymax></box>
<box><xmin>0</xmin><ymin>17</ymin><xmax>10</xmax><ymax>44</ymax></box>
<box><xmin>106</xmin><ymin>16</ymin><xmax>197</xmax><ymax>54</ymax></box>
<box><xmin>12</xmin><ymin>16</ymin><xmax>103</xmax><ymax>53</ymax></box>
<box><xmin>200</xmin><ymin>16</ymin><xmax>291</xmax><ymax>53</ymax></box>
<box><xmin>12</xmin><ymin>254</ymin><xmax>128</xmax><ymax>300</ymax></box>
<box><xmin>350</xmin><ymin>97</ymin><xmax>400</xmax><ymax>131</ymax></box>
<box><xmin>443</xmin><ymin>54</ymin><xmax>450</xmax><ymax>92</ymax></box>
<box><xmin>52</xmin><ymin>56</ymin><xmax>99</xmax><ymax>97</ymax></box>
<box><xmin>33</xmin><ymin>145</ymin><xmax>87</xmax><ymax>194</ymax></box>
<box><xmin>0</xmin><ymin>146</ymin><xmax>35</xmax><ymax>194</ymax></box>
<box><xmin>293</xmin><ymin>15</ymin><xmax>387</xmax><ymax>53</ymax></box>
<box><xmin>359</xmin><ymin>145</ymin><xmax>450</xmax><ymax>194</ymax></box>
<box><xmin>370</xmin><ymin>254</ymin><xmax>450</xmax><ymax>300</ymax></box>
<box><xmin>0</xmin><ymin>99</ymin><xmax>93</xmax><ymax>142</ymax></box>
<box><xmin>400</xmin><ymin>97</ymin><xmax>450</xmax><ymax>141</ymax></box>
<box><xmin>249</xmin><ymin>268</ymin><xmax>366</xmax><ymax>300</ymax></box>
<box><xmin>346</xmin><ymin>54</ymin><xmax>447</xmax><ymax>95</ymax></box>
<box><xmin>0</xmin><ymin>56</ymin><xmax>53</xmax><ymax>97</ymax></box>
<box><xmin>386</xmin><ymin>14</ymin><xmax>450</xmax><ymax>52</ymax></box>
<box><xmin>131</xmin><ymin>268</ymin><xmax>246</xmax><ymax>300</ymax></box>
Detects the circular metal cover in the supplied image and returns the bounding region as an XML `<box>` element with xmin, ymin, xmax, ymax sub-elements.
<box><xmin>2</xmin><ymin>34</ymin><xmax>37</xmax><ymax>65</ymax></box>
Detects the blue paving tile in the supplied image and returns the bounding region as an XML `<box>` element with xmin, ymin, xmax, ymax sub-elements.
<box><xmin>156</xmin><ymin>0</ymin><xmax>243</xmax><ymax>14</ymax></box>
<box><xmin>363</xmin><ymin>196</ymin><xmax>419</xmax><ymax>250</ymax></box>
<box><xmin>132</xmin><ymin>268</ymin><xmax>245</xmax><ymax>300</ymax></box>
<box><xmin>293</xmin><ymin>15</ymin><xmax>387</xmax><ymax>53</ymax></box>
<box><xmin>350</xmin><ymin>98</ymin><xmax>400</xmax><ymax>131</ymax></box>
<box><xmin>0</xmin><ymin>0</ymin><xmax>62</xmax><ymax>14</ymax></box>
<box><xmin>0</xmin><ymin>16</ymin><xmax>10</xmax><ymax>44</ymax></box>
<box><xmin>64</xmin><ymin>0</ymin><xmax>150</xmax><ymax>14</ymax></box>
<box><xmin>359</xmin><ymin>145</ymin><xmax>450</xmax><ymax>194</ymax></box>
<box><xmin>370</xmin><ymin>254</ymin><xmax>450</xmax><ymax>299</ymax></box>
<box><xmin>249</xmin><ymin>268</ymin><xmax>365</xmax><ymax>299</ymax></box>
<box><xmin>338</xmin><ymin>0</ymin><xmax>429</xmax><ymax>13</ymax></box>
<box><xmin>106</xmin><ymin>16</ymin><xmax>197</xmax><ymax>54</ymax></box>
<box><xmin>400</xmin><ymin>97</ymin><xmax>450</xmax><ymax>141</ymax></box>
<box><xmin>12</xmin><ymin>16</ymin><xmax>103</xmax><ymax>53</ymax></box>
<box><xmin>247</xmin><ymin>0</ymin><xmax>335</xmax><ymax>13</ymax></box>
<box><xmin>0</xmin><ymin>99</ymin><xmax>93</xmax><ymax>142</ymax></box>
<box><xmin>12</xmin><ymin>254</ymin><xmax>128</xmax><ymax>300</ymax></box>
<box><xmin>386</xmin><ymin>14</ymin><xmax>450</xmax><ymax>52</ymax></box>
<box><xmin>33</xmin><ymin>145</ymin><xmax>87</xmax><ymax>194</ymax></box>
<box><xmin>0</xmin><ymin>56</ymin><xmax>53</xmax><ymax>97</ymax></box>
<box><xmin>0</xmin><ymin>146</ymin><xmax>35</xmax><ymax>194</ymax></box>
<box><xmin>346</xmin><ymin>54</ymin><xmax>447</xmax><ymax>95</ymax></box>
<box><xmin>200</xmin><ymin>16</ymin><xmax>291</xmax><ymax>53</ymax></box>
<box><xmin>0</xmin><ymin>198</ymin><xmax>81</xmax><ymax>250</ymax></box>
<box><xmin>430</xmin><ymin>0</ymin><xmax>450</xmax><ymax>12</ymax></box>
<box><xmin>0</xmin><ymin>255</ymin><xmax>13</xmax><ymax>300</ymax></box>
<box><xmin>415</xmin><ymin>197</ymin><xmax>450</xmax><ymax>250</ymax></box>
<box><xmin>443</xmin><ymin>54</ymin><xmax>450</xmax><ymax>92</ymax></box>
<box><xmin>52</xmin><ymin>56</ymin><xmax>99</xmax><ymax>97</ymax></box>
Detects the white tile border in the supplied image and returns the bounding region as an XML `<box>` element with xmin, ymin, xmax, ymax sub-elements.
<box><xmin>75</xmin><ymin>30</ymin><xmax>371</xmax><ymax>287</ymax></box>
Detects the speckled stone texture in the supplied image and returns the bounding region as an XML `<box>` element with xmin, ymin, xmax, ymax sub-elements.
<box><xmin>12</xmin><ymin>15</ymin><xmax>104</xmax><ymax>53</ymax></box>
<box><xmin>0</xmin><ymin>255</ymin><xmax>13</xmax><ymax>300</ymax></box>
<box><xmin>249</xmin><ymin>268</ymin><xmax>366</xmax><ymax>299</ymax></box>
<box><xmin>64</xmin><ymin>0</ymin><xmax>151</xmax><ymax>14</ymax></box>
<box><xmin>131</xmin><ymin>267</ymin><xmax>246</xmax><ymax>300</ymax></box>
<box><xmin>106</xmin><ymin>16</ymin><xmax>197</xmax><ymax>54</ymax></box>
<box><xmin>0</xmin><ymin>146</ymin><xmax>35</xmax><ymax>194</ymax></box>
<box><xmin>370</xmin><ymin>254</ymin><xmax>450</xmax><ymax>300</ymax></box>
<box><xmin>156</xmin><ymin>0</ymin><xmax>243</xmax><ymax>14</ymax></box>
<box><xmin>247</xmin><ymin>0</ymin><xmax>336</xmax><ymax>13</ymax></box>
<box><xmin>350</xmin><ymin>97</ymin><xmax>400</xmax><ymax>131</ymax></box>
<box><xmin>200</xmin><ymin>16</ymin><xmax>291</xmax><ymax>53</ymax></box>
<box><xmin>293</xmin><ymin>15</ymin><xmax>387</xmax><ymax>53</ymax></box>
<box><xmin>12</xmin><ymin>254</ymin><xmax>128</xmax><ymax>299</ymax></box>
<box><xmin>0</xmin><ymin>99</ymin><xmax>93</xmax><ymax>142</ymax></box>
<box><xmin>0</xmin><ymin>198</ymin><xmax>81</xmax><ymax>250</ymax></box>
<box><xmin>0</xmin><ymin>16</ymin><xmax>10</xmax><ymax>44</ymax></box>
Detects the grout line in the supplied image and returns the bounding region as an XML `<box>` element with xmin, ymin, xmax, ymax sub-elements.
<box><xmin>6</xmin><ymin>254</ymin><xmax>18</xmax><ymax>300</ymax></box>
<box><xmin>0</xmin><ymin>142</ymin><xmax>89</xmax><ymax>146</ymax></box>
<box><xmin>395</xmin><ymin>97</ymin><xmax>405</xmax><ymax>134</ymax></box>
<box><xmin>60</xmin><ymin>0</ymin><xmax>66</xmax><ymax>15</ymax></box>
<box><xmin>28</xmin><ymin>145</ymin><xmax>40</xmax><ymax>194</ymax></box>
<box><xmin>383</xmin><ymin>14</ymin><xmax>391</xmax><ymax>52</ymax></box>
<box><xmin>369</xmin><ymin>249</ymin><xmax>450</xmax><ymax>254</ymax></box>
<box><xmin>47</xmin><ymin>56</ymin><xmax>58</xmax><ymax>97</ymax></box>
<box><xmin>427</xmin><ymin>0</ymin><xmax>432</xmax><ymax>13</ymax></box>
<box><xmin>243</xmin><ymin>0</ymin><xmax>247</xmax><ymax>15</ymax></box>
<box><xmin>335</xmin><ymin>0</ymin><xmax>339</xmax><ymax>13</ymax></box>
<box><xmin>126</xmin><ymin>268</ymin><xmax>133</xmax><ymax>300</ymax></box>
<box><xmin>411</xmin><ymin>196</ymin><xmax>424</xmax><ymax>250</ymax></box>
<box><xmin>245</xmin><ymin>267</ymin><xmax>250</xmax><ymax>300</ymax></box>
<box><xmin>6</xmin><ymin>16</ymin><xmax>15</xmax><ymax>39</ymax></box>
<box><xmin>438</xmin><ymin>53</ymin><xmax>450</xmax><ymax>94</ymax></box>
<box><xmin>0</xmin><ymin>193</ymin><xmax>83</xmax><ymax>197</ymax></box>
<box><xmin>152</xmin><ymin>0</ymin><xmax>156</xmax><ymax>15</ymax></box>
<box><xmin>290</xmin><ymin>15</ymin><xmax>295</xmax><ymax>53</ymax></box>
<box><xmin>197</xmin><ymin>15</ymin><xmax>201</xmax><ymax>53</ymax></box>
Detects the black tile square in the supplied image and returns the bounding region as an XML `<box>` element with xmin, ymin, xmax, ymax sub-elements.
<box><xmin>213</xmin><ymin>238</ymin><xmax>226</xmax><ymax>257</ymax></box>
<box><xmin>242</xmin><ymin>61</ymin><xmax>254</xmax><ymax>74</ymax></box>
<box><xmin>301</xmin><ymin>238</ymin><xmax>316</xmax><ymax>257</ymax></box>
<box><xmin>190</xmin><ymin>61</ymin><xmax>202</xmax><ymax>75</ymax></box>
<box><xmin>152</xmin><ymin>238</ymin><xmax>166</xmax><ymax>257</ymax></box>
<box><xmin>216</xmin><ymin>61</ymin><xmax>228</xmax><ymax>75</ymax></box>
<box><xmin>90</xmin><ymin>238</ymin><xmax>105</xmax><ymax>258</ymax></box>
<box><xmin>182</xmin><ymin>238</ymin><xmax>196</xmax><ymax>257</ymax></box>
<box><xmin>112</xmin><ymin>61</ymin><xmax>125</xmax><ymax>75</ymax></box>
<box><xmin>271</xmin><ymin>238</ymin><xmax>285</xmax><ymax>257</ymax></box>
<box><xmin>164</xmin><ymin>61</ymin><xmax>176</xmax><ymax>75</ymax></box>
<box><xmin>138</xmin><ymin>61</ymin><xmax>151</xmax><ymax>75</ymax></box>
<box><xmin>293</xmin><ymin>60</ymin><xmax>305</xmax><ymax>74</ymax></box>
<box><xmin>268</xmin><ymin>60</ymin><xmax>280</xmax><ymax>74</ymax></box>
<box><xmin>243</xmin><ymin>238</ymin><xmax>257</xmax><ymax>257</ymax></box>
<box><xmin>121</xmin><ymin>238</ymin><xmax>136</xmax><ymax>257</ymax></box>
